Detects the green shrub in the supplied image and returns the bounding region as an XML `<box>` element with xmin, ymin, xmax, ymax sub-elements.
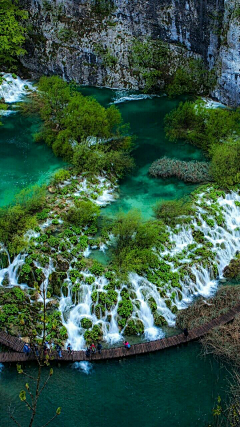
<box><xmin>165</xmin><ymin>100</ymin><xmax>240</xmax><ymax>152</ymax></box>
<box><xmin>65</xmin><ymin>200</ymin><xmax>100</xmax><ymax>227</ymax></box>
<box><xmin>154</xmin><ymin>198</ymin><xmax>194</xmax><ymax>226</ymax></box>
<box><xmin>210</xmin><ymin>139</ymin><xmax>240</xmax><ymax>187</ymax></box>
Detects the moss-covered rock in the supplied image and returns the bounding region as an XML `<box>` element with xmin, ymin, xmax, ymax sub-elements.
<box><xmin>223</xmin><ymin>256</ymin><xmax>240</xmax><ymax>279</ymax></box>
<box><xmin>154</xmin><ymin>313</ymin><xmax>167</xmax><ymax>326</ymax></box>
<box><xmin>81</xmin><ymin>317</ymin><xmax>93</xmax><ymax>329</ymax></box>
<box><xmin>125</xmin><ymin>319</ymin><xmax>144</xmax><ymax>335</ymax></box>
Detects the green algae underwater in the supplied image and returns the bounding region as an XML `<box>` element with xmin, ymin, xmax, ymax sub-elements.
<box><xmin>0</xmin><ymin>87</ymin><xmax>228</xmax><ymax>426</ymax></box>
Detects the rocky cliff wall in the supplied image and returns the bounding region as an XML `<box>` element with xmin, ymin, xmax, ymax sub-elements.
<box><xmin>19</xmin><ymin>0</ymin><xmax>240</xmax><ymax>106</ymax></box>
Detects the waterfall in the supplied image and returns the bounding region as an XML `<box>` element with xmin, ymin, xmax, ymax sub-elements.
<box><xmin>0</xmin><ymin>73</ymin><xmax>35</xmax><ymax>103</ymax></box>
<box><xmin>0</xmin><ymin>188</ymin><xmax>239</xmax><ymax>349</ymax></box>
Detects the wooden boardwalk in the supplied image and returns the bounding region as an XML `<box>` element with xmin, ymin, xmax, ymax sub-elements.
<box><xmin>0</xmin><ymin>303</ymin><xmax>240</xmax><ymax>364</ymax></box>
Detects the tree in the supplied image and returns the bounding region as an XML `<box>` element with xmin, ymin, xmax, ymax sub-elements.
<box><xmin>8</xmin><ymin>282</ymin><xmax>62</xmax><ymax>427</ymax></box>
<box><xmin>0</xmin><ymin>0</ymin><xmax>28</xmax><ymax>66</ymax></box>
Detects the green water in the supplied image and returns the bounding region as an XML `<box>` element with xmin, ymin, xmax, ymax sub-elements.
<box><xmin>0</xmin><ymin>113</ymin><xmax>64</xmax><ymax>206</ymax></box>
<box><xmin>0</xmin><ymin>343</ymin><xmax>229</xmax><ymax>427</ymax></box>
<box><xmin>80</xmin><ymin>89</ymin><xmax>205</xmax><ymax>219</ymax></box>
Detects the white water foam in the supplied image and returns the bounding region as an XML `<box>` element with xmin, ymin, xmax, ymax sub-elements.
<box><xmin>0</xmin><ymin>73</ymin><xmax>35</xmax><ymax>103</ymax></box>
<box><xmin>72</xmin><ymin>361</ymin><xmax>93</xmax><ymax>374</ymax></box>
<box><xmin>112</xmin><ymin>91</ymin><xmax>161</xmax><ymax>104</ymax></box>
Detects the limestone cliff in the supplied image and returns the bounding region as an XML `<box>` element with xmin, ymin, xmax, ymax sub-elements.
<box><xmin>19</xmin><ymin>0</ymin><xmax>240</xmax><ymax>106</ymax></box>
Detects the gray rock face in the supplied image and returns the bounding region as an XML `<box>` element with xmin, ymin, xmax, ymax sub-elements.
<box><xmin>19</xmin><ymin>0</ymin><xmax>239</xmax><ymax>105</ymax></box>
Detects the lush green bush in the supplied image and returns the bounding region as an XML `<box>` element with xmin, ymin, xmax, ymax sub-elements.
<box><xmin>109</xmin><ymin>210</ymin><xmax>164</xmax><ymax>274</ymax></box>
<box><xmin>165</xmin><ymin>100</ymin><xmax>240</xmax><ymax>151</ymax></box>
<box><xmin>154</xmin><ymin>198</ymin><xmax>194</xmax><ymax>226</ymax></box>
<box><xmin>53</xmin><ymin>169</ymin><xmax>71</xmax><ymax>186</ymax></box>
<box><xmin>0</xmin><ymin>0</ymin><xmax>28</xmax><ymax>66</ymax></box>
<box><xmin>72</xmin><ymin>144</ymin><xmax>134</xmax><ymax>178</ymax></box>
<box><xmin>210</xmin><ymin>138</ymin><xmax>240</xmax><ymax>186</ymax></box>
<box><xmin>0</xmin><ymin>186</ymin><xmax>45</xmax><ymax>256</ymax></box>
<box><xmin>65</xmin><ymin>200</ymin><xmax>100</xmax><ymax>227</ymax></box>
<box><xmin>166</xmin><ymin>59</ymin><xmax>216</xmax><ymax>98</ymax></box>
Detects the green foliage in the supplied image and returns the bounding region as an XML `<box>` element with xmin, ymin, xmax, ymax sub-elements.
<box><xmin>72</xmin><ymin>143</ymin><xmax>134</xmax><ymax>178</ymax></box>
<box><xmin>165</xmin><ymin>100</ymin><xmax>240</xmax><ymax>187</ymax></box>
<box><xmin>210</xmin><ymin>138</ymin><xmax>240</xmax><ymax>187</ymax></box>
<box><xmin>91</xmin><ymin>0</ymin><xmax>115</xmax><ymax>17</ymax></box>
<box><xmin>0</xmin><ymin>0</ymin><xmax>28</xmax><ymax>66</ymax></box>
<box><xmin>154</xmin><ymin>198</ymin><xmax>194</xmax><ymax>226</ymax></box>
<box><xmin>130</xmin><ymin>38</ymin><xmax>215</xmax><ymax>95</ymax></box>
<box><xmin>110</xmin><ymin>210</ymin><xmax>163</xmax><ymax>274</ymax></box>
<box><xmin>84</xmin><ymin>324</ymin><xmax>102</xmax><ymax>344</ymax></box>
<box><xmin>0</xmin><ymin>186</ymin><xmax>46</xmax><ymax>255</ymax></box>
<box><xmin>166</xmin><ymin>59</ymin><xmax>216</xmax><ymax>98</ymax></box>
<box><xmin>165</xmin><ymin>100</ymin><xmax>240</xmax><ymax>151</ymax></box>
<box><xmin>53</xmin><ymin>169</ymin><xmax>71</xmax><ymax>186</ymax></box>
<box><xmin>117</xmin><ymin>299</ymin><xmax>133</xmax><ymax>319</ymax></box>
<box><xmin>81</xmin><ymin>318</ymin><xmax>93</xmax><ymax>329</ymax></box>
<box><xmin>30</xmin><ymin>76</ymin><xmax>133</xmax><ymax>179</ymax></box>
<box><xmin>65</xmin><ymin>200</ymin><xmax>100</xmax><ymax>227</ymax></box>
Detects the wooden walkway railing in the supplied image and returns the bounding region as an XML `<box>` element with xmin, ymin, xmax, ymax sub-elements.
<box><xmin>0</xmin><ymin>303</ymin><xmax>240</xmax><ymax>364</ymax></box>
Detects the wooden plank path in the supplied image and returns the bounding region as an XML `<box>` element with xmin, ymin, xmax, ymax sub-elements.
<box><xmin>0</xmin><ymin>302</ymin><xmax>240</xmax><ymax>364</ymax></box>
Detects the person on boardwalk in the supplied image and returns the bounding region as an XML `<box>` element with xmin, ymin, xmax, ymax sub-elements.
<box><xmin>90</xmin><ymin>343</ymin><xmax>96</xmax><ymax>354</ymax></box>
<box><xmin>56</xmin><ymin>344</ymin><xmax>62</xmax><ymax>358</ymax></box>
<box><xmin>97</xmin><ymin>342</ymin><xmax>102</xmax><ymax>354</ymax></box>
<box><xmin>34</xmin><ymin>344</ymin><xmax>39</xmax><ymax>357</ymax></box>
<box><xmin>67</xmin><ymin>343</ymin><xmax>73</xmax><ymax>355</ymax></box>
<box><xmin>183</xmin><ymin>328</ymin><xmax>189</xmax><ymax>338</ymax></box>
<box><xmin>86</xmin><ymin>347</ymin><xmax>91</xmax><ymax>358</ymax></box>
<box><xmin>124</xmin><ymin>341</ymin><xmax>131</xmax><ymax>349</ymax></box>
<box><xmin>23</xmin><ymin>343</ymin><xmax>30</xmax><ymax>355</ymax></box>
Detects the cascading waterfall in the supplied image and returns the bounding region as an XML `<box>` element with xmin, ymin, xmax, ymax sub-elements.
<box><xmin>0</xmin><ymin>73</ymin><xmax>34</xmax><ymax>103</ymax></box>
<box><xmin>0</xmin><ymin>184</ymin><xmax>239</xmax><ymax>349</ymax></box>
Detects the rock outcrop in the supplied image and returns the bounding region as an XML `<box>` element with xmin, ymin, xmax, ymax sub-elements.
<box><xmin>19</xmin><ymin>0</ymin><xmax>240</xmax><ymax>106</ymax></box>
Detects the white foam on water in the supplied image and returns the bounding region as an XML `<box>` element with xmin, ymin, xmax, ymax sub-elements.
<box><xmin>0</xmin><ymin>73</ymin><xmax>35</xmax><ymax>103</ymax></box>
<box><xmin>72</xmin><ymin>361</ymin><xmax>93</xmax><ymax>374</ymax></box>
<box><xmin>112</xmin><ymin>91</ymin><xmax>161</xmax><ymax>104</ymax></box>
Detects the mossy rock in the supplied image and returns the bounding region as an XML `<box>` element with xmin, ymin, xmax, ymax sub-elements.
<box><xmin>84</xmin><ymin>324</ymin><xmax>103</xmax><ymax>344</ymax></box>
<box><xmin>48</xmin><ymin>272</ymin><xmax>66</xmax><ymax>297</ymax></box>
<box><xmin>125</xmin><ymin>319</ymin><xmax>144</xmax><ymax>336</ymax></box>
<box><xmin>148</xmin><ymin>296</ymin><xmax>157</xmax><ymax>312</ymax></box>
<box><xmin>223</xmin><ymin>256</ymin><xmax>240</xmax><ymax>279</ymax></box>
<box><xmin>154</xmin><ymin>313</ymin><xmax>167</xmax><ymax>327</ymax></box>
<box><xmin>0</xmin><ymin>252</ymin><xmax>9</xmax><ymax>269</ymax></box>
<box><xmin>81</xmin><ymin>318</ymin><xmax>93</xmax><ymax>329</ymax></box>
<box><xmin>55</xmin><ymin>255</ymin><xmax>69</xmax><ymax>272</ymax></box>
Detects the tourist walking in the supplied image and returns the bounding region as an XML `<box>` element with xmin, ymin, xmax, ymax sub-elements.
<box><xmin>56</xmin><ymin>344</ymin><xmax>62</xmax><ymax>358</ymax></box>
<box><xmin>67</xmin><ymin>343</ymin><xmax>73</xmax><ymax>355</ymax></box>
<box><xmin>124</xmin><ymin>341</ymin><xmax>131</xmax><ymax>349</ymax></box>
<box><xmin>97</xmin><ymin>342</ymin><xmax>102</xmax><ymax>354</ymax></box>
<box><xmin>90</xmin><ymin>343</ymin><xmax>96</xmax><ymax>354</ymax></box>
<box><xmin>86</xmin><ymin>347</ymin><xmax>91</xmax><ymax>358</ymax></box>
<box><xmin>183</xmin><ymin>328</ymin><xmax>189</xmax><ymax>338</ymax></box>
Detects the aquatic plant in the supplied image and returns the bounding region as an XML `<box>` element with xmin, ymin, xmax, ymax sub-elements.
<box><xmin>149</xmin><ymin>157</ymin><xmax>212</xmax><ymax>183</ymax></box>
